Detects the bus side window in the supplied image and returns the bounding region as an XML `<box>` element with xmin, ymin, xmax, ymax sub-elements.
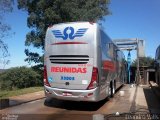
<box><xmin>107</xmin><ymin>43</ymin><xmax>114</xmax><ymax>58</ymax></box>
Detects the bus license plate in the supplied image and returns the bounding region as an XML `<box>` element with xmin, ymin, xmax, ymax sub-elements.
<box><xmin>62</xmin><ymin>92</ymin><xmax>72</xmax><ymax>96</ymax></box>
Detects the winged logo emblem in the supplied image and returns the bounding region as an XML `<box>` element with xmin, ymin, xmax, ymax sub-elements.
<box><xmin>52</xmin><ymin>27</ymin><xmax>88</xmax><ymax>40</ymax></box>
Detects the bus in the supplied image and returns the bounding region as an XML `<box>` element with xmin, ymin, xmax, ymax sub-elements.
<box><xmin>155</xmin><ymin>45</ymin><xmax>160</xmax><ymax>86</ymax></box>
<box><xmin>44</xmin><ymin>22</ymin><xmax>126</xmax><ymax>102</ymax></box>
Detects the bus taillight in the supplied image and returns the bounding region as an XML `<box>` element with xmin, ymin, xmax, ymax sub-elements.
<box><xmin>44</xmin><ymin>65</ymin><xmax>51</xmax><ymax>87</ymax></box>
<box><xmin>87</xmin><ymin>67</ymin><xmax>98</xmax><ymax>90</ymax></box>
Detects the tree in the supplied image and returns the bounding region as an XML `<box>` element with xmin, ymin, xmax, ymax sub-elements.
<box><xmin>0</xmin><ymin>0</ymin><xmax>14</xmax><ymax>68</ymax></box>
<box><xmin>131</xmin><ymin>57</ymin><xmax>155</xmax><ymax>67</ymax></box>
<box><xmin>0</xmin><ymin>66</ymin><xmax>42</xmax><ymax>90</ymax></box>
<box><xmin>17</xmin><ymin>0</ymin><xmax>110</xmax><ymax>64</ymax></box>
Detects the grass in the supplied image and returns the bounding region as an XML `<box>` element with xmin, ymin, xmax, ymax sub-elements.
<box><xmin>0</xmin><ymin>86</ymin><xmax>44</xmax><ymax>99</ymax></box>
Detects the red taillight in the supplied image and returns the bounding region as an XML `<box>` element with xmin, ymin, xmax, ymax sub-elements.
<box><xmin>87</xmin><ymin>67</ymin><xmax>98</xmax><ymax>90</ymax></box>
<box><xmin>44</xmin><ymin>65</ymin><xmax>50</xmax><ymax>87</ymax></box>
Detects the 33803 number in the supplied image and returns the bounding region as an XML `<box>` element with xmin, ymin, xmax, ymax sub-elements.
<box><xmin>61</xmin><ymin>76</ymin><xmax>75</xmax><ymax>80</ymax></box>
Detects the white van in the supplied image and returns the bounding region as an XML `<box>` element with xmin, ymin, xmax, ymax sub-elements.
<box><xmin>44</xmin><ymin>22</ymin><xmax>126</xmax><ymax>102</ymax></box>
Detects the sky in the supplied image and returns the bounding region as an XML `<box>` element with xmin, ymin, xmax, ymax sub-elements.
<box><xmin>103</xmin><ymin>0</ymin><xmax>160</xmax><ymax>60</ymax></box>
<box><xmin>1</xmin><ymin>0</ymin><xmax>160</xmax><ymax>69</ymax></box>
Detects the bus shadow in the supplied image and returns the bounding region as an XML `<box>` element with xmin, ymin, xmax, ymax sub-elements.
<box><xmin>44</xmin><ymin>97</ymin><xmax>109</xmax><ymax>111</ymax></box>
<box><xmin>143</xmin><ymin>86</ymin><xmax>160</xmax><ymax>114</ymax></box>
<box><xmin>44</xmin><ymin>85</ymin><xmax>124</xmax><ymax>111</ymax></box>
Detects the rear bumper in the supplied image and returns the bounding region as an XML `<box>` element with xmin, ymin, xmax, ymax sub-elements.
<box><xmin>44</xmin><ymin>85</ymin><xmax>100</xmax><ymax>102</ymax></box>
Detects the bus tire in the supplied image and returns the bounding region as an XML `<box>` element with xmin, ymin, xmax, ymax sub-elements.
<box><xmin>110</xmin><ymin>81</ymin><xmax>115</xmax><ymax>98</ymax></box>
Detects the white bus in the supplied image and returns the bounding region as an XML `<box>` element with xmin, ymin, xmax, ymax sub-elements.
<box><xmin>44</xmin><ymin>22</ymin><xmax>126</xmax><ymax>102</ymax></box>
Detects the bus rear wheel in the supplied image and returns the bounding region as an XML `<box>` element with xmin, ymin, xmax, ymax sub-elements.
<box><xmin>110</xmin><ymin>80</ymin><xmax>115</xmax><ymax>97</ymax></box>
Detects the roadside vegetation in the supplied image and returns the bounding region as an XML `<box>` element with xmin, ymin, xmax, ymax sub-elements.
<box><xmin>131</xmin><ymin>56</ymin><xmax>155</xmax><ymax>67</ymax></box>
<box><xmin>0</xmin><ymin>86</ymin><xmax>43</xmax><ymax>99</ymax></box>
<box><xmin>0</xmin><ymin>66</ymin><xmax>43</xmax><ymax>90</ymax></box>
<box><xmin>0</xmin><ymin>66</ymin><xmax>43</xmax><ymax>98</ymax></box>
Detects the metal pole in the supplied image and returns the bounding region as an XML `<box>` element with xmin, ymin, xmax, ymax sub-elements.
<box><xmin>127</xmin><ymin>51</ymin><xmax>131</xmax><ymax>84</ymax></box>
<box><xmin>136</xmin><ymin>38</ymin><xmax>140</xmax><ymax>84</ymax></box>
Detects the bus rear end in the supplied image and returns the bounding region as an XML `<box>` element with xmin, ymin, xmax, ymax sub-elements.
<box><xmin>44</xmin><ymin>22</ymin><xmax>100</xmax><ymax>101</ymax></box>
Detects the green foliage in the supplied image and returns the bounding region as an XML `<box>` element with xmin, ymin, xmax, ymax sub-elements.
<box><xmin>131</xmin><ymin>57</ymin><xmax>155</xmax><ymax>67</ymax></box>
<box><xmin>31</xmin><ymin>64</ymin><xmax>43</xmax><ymax>80</ymax></box>
<box><xmin>17</xmin><ymin>0</ymin><xmax>110</xmax><ymax>63</ymax></box>
<box><xmin>0</xmin><ymin>66</ymin><xmax>43</xmax><ymax>90</ymax></box>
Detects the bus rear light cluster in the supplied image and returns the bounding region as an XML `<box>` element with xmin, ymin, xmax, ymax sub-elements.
<box><xmin>87</xmin><ymin>67</ymin><xmax>98</xmax><ymax>90</ymax></box>
<box><xmin>44</xmin><ymin>65</ymin><xmax>51</xmax><ymax>87</ymax></box>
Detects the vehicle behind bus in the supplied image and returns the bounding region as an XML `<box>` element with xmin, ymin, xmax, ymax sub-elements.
<box><xmin>44</xmin><ymin>22</ymin><xmax>126</xmax><ymax>102</ymax></box>
<box><xmin>155</xmin><ymin>45</ymin><xmax>160</xmax><ymax>86</ymax></box>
